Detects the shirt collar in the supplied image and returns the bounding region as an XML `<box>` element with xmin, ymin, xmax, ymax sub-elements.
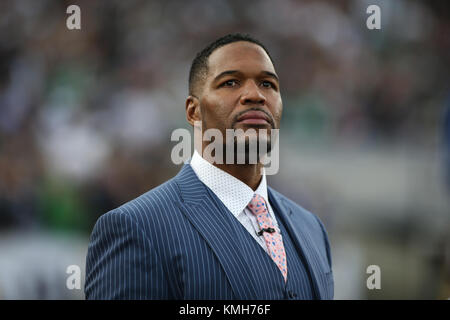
<box><xmin>190</xmin><ymin>150</ymin><xmax>269</xmax><ymax>218</ymax></box>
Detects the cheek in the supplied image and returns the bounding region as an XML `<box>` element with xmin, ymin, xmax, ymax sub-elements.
<box><xmin>270</xmin><ymin>97</ymin><xmax>283</xmax><ymax>123</ymax></box>
<box><xmin>276</xmin><ymin>103</ymin><xmax>283</xmax><ymax>120</ymax></box>
<box><xmin>202</xmin><ymin>95</ymin><xmax>235</xmax><ymax>127</ymax></box>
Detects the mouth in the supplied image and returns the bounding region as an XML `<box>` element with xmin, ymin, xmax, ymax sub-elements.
<box><xmin>236</xmin><ymin>111</ymin><xmax>272</xmax><ymax>126</ymax></box>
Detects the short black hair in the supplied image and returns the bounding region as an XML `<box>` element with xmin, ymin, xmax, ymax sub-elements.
<box><xmin>188</xmin><ymin>33</ymin><xmax>274</xmax><ymax>97</ymax></box>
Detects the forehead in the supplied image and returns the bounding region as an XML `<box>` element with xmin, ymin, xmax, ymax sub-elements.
<box><xmin>207</xmin><ymin>41</ymin><xmax>275</xmax><ymax>78</ymax></box>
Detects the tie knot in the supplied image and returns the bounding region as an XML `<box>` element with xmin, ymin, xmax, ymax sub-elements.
<box><xmin>248</xmin><ymin>194</ymin><xmax>267</xmax><ymax>215</ymax></box>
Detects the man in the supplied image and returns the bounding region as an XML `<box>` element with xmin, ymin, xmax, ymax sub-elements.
<box><xmin>85</xmin><ymin>33</ymin><xmax>334</xmax><ymax>300</ymax></box>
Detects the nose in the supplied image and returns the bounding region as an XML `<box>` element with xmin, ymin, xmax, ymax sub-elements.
<box><xmin>239</xmin><ymin>80</ymin><xmax>266</xmax><ymax>106</ymax></box>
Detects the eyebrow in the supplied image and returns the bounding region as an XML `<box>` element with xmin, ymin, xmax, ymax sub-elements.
<box><xmin>213</xmin><ymin>70</ymin><xmax>280</xmax><ymax>83</ymax></box>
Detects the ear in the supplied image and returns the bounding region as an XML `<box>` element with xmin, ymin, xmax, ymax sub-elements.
<box><xmin>186</xmin><ymin>95</ymin><xmax>201</xmax><ymax>126</ymax></box>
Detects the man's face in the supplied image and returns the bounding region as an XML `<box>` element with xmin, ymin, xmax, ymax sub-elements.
<box><xmin>197</xmin><ymin>41</ymin><xmax>283</xmax><ymax>151</ymax></box>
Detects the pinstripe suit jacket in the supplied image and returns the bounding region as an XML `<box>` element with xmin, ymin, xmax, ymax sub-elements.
<box><xmin>85</xmin><ymin>163</ymin><xmax>334</xmax><ymax>299</ymax></box>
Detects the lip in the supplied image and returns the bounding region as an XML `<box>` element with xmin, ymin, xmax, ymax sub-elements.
<box><xmin>236</xmin><ymin>111</ymin><xmax>271</xmax><ymax>125</ymax></box>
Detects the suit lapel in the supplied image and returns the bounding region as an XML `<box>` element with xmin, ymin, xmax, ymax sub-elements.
<box><xmin>268</xmin><ymin>187</ymin><xmax>325</xmax><ymax>300</ymax></box>
<box><xmin>174</xmin><ymin>164</ymin><xmax>258</xmax><ymax>300</ymax></box>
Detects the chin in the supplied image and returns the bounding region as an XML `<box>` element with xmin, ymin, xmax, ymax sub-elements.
<box><xmin>223</xmin><ymin>137</ymin><xmax>271</xmax><ymax>164</ymax></box>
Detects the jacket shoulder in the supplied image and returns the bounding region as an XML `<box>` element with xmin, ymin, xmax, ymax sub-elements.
<box><xmin>110</xmin><ymin>176</ymin><xmax>182</xmax><ymax>220</ymax></box>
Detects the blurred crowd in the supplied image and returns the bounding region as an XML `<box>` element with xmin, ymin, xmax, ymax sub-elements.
<box><xmin>0</xmin><ymin>0</ymin><xmax>449</xmax><ymax>299</ymax></box>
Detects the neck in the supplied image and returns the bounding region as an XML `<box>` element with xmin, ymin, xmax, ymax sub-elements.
<box><xmin>197</xmin><ymin>147</ymin><xmax>263</xmax><ymax>191</ymax></box>
<box><xmin>215</xmin><ymin>162</ymin><xmax>263</xmax><ymax>191</ymax></box>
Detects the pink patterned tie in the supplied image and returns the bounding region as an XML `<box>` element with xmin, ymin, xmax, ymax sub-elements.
<box><xmin>248</xmin><ymin>194</ymin><xmax>287</xmax><ymax>282</ymax></box>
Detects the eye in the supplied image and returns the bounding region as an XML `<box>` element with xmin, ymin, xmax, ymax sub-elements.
<box><xmin>261</xmin><ymin>80</ymin><xmax>276</xmax><ymax>89</ymax></box>
<box><xmin>221</xmin><ymin>79</ymin><xmax>238</xmax><ymax>87</ymax></box>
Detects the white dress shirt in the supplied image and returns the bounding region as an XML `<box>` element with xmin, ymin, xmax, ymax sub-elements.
<box><xmin>189</xmin><ymin>150</ymin><xmax>282</xmax><ymax>253</ymax></box>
